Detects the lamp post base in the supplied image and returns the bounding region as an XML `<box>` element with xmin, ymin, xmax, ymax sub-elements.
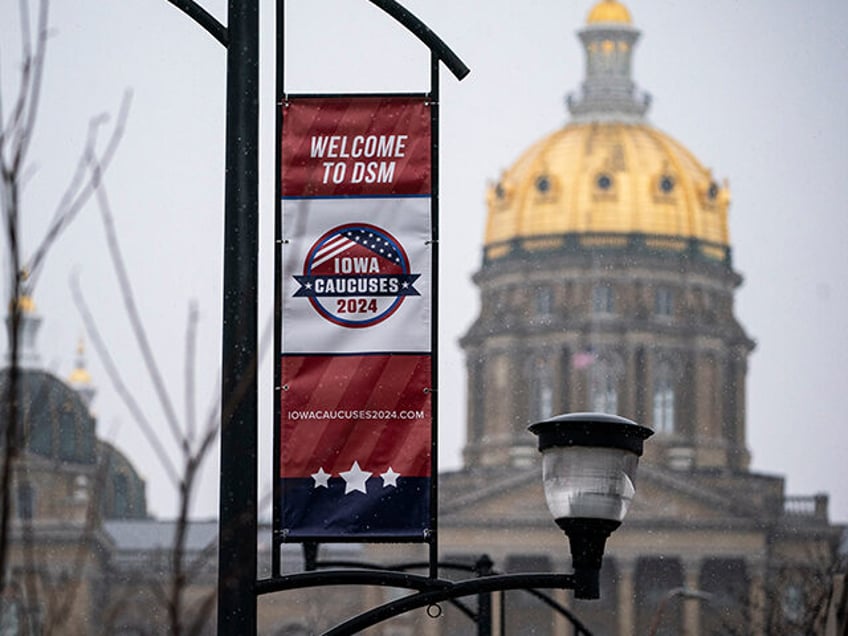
<box><xmin>556</xmin><ymin>518</ymin><xmax>621</xmax><ymax>599</ymax></box>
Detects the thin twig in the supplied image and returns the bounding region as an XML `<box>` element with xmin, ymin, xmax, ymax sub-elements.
<box><xmin>184</xmin><ymin>302</ymin><xmax>198</xmax><ymax>447</ymax></box>
<box><xmin>25</xmin><ymin>91</ymin><xmax>131</xmax><ymax>286</ymax></box>
<box><xmin>12</xmin><ymin>0</ymin><xmax>49</xmax><ymax>170</ymax></box>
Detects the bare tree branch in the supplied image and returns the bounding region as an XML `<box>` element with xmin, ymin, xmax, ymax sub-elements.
<box><xmin>10</xmin><ymin>0</ymin><xmax>48</xmax><ymax>171</ymax></box>
<box><xmin>25</xmin><ymin>91</ymin><xmax>131</xmax><ymax>287</ymax></box>
<box><xmin>184</xmin><ymin>302</ymin><xmax>198</xmax><ymax>447</ymax></box>
<box><xmin>70</xmin><ymin>273</ymin><xmax>180</xmax><ymax>484</ymax></box>
<box><xmin>88</xmin><ymin>165</ymin><xmax>184</xmax><ymax>448</ymax></box>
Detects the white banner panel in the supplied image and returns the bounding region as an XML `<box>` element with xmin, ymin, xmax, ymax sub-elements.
<box><xmin>281</xmin><ymin>196</ymin><xmax>431</xmax><ymax>353</ymax></box>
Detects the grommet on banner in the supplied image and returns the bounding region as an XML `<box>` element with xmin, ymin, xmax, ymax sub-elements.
<box><xmin>281</xmin><ymin>384</ymin><xmax>289</xmax><ymax>391</ymax></box>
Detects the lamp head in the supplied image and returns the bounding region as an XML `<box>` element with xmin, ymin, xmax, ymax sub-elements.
<box><xmin>529</xmin><ymin>412</ymin><xmax>652</xmax><ymax>523</ymax></box>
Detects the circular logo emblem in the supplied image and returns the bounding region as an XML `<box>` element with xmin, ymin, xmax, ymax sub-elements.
<box><xmin>293</xmin><ymin>223</ymin><xmax>421</xmax><ymax>328</ymax></box>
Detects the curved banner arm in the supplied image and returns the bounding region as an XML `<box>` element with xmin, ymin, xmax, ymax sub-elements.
<box><xmin>166</xmin><ymin>0</ymin><xmax>228</xmax><ymax>46</ymax></box>
<box><xmin>165</xmin><ymin>0</ymin><xmax>470</xmax><ymax>81</ymax></box>
<box><xmin>368</xmin><ymin>0</ymin><xmax>470</xmax><ymax>80</ymax></box>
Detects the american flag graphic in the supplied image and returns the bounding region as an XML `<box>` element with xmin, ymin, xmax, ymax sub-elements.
<box><xmin>307</xmin><ymin>225</ymin><xmax>406</xmax><ymax>275</ymax></box>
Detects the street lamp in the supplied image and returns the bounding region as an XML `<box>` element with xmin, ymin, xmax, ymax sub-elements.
<box><xmin>530</xmin><ymin>412</ymin><xmax>653</xmax><ymax>599</ymax></box>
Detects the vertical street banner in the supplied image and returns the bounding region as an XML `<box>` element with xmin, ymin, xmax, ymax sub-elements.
<box><xmin>278</xmin><ymin>96</ymin><xmax>433</xmax><ymax>540</ymax></box>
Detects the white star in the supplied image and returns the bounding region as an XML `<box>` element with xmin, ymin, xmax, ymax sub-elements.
<box><xmin>340</xmin><ymin>461</ymin><xmax>372</xmax><ymax>495</ymax></box>
<box><xmin>380</xmin><ymin>467</ymin><xmax>401</xmax><ymax>488</ymax></box>
<box><xmin>311</xmin><ymin>467</ymin><xmax>331</xmax><ymax>489</ymax></box>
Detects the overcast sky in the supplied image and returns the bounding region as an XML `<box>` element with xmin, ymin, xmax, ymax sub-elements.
<box><xmin>2</xmin><ymin>0</ymin><xmax>847</xmax><ymax>524</ymax></box>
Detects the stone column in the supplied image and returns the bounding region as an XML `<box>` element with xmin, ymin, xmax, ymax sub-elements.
<box><xmin>748</xmin><ymin>559</ymin><xmax>767</xmax><ymax>636</ymax></box>
<box><xmin>617</xmin><ymin>558</ymin><xmax>636</xmax><ymax>636</ymax></box>
<box><xmin>683</xmin><ymin>558</ymin><xmax>702</xmax><ymax>636</ymax></box>
<box><xmin>551</xmin><ymin>588</ymin><xmax>569</xmax><ymax>635</ymax></box>
<box><xmin>491</xmin><ymin>590</ymin><xmax>504</xmax><ymax>636</ymax></box>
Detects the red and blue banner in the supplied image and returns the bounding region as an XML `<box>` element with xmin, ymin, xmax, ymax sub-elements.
<box><xmin>278</xmin><ymin>96</ymin><xmax>433</xmax><ymax>540</ymax></box>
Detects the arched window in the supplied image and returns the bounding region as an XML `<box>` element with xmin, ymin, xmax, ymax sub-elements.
<box><xmin>635</xmin><ymin>558</ymin><xmax>684</xmax><ymax>634</ymax></box>
<box><xmin>592</xmin><ymin>284</ymin><xmax>615</xmax><ymax>314</ymax></box>
<box><xmin>113</xmin><ymin>473</ymin><xmax>130</xmax><ymax>517</ymax></box>
<box><xmin>589</xmin><ymin>358</ymin><xmax>619</xmax><ymax>414</ymax></box>
<box><xmin>699</xmin><ymin>558</ymin><xmax>748</xmax><ymax>634</ymax></box>
<box><xmin>535</xmin><ymin>286</ymin><xmax>553</xmax><ymax>317</ymax></box>
<box><xmin>529</xmin><ymin>356</ymin><xmax>553</xmax><ymax>421</ymax></box>
<box><xmin>16</xmin><ymin>483</ymin><xmax>33</xmax><ymax>520</ymax></box>
<box><xmin>59</xmin><ymin>419</ymin><xmax>76</xmax><ymax>459</ymax></box>
<box><xmin>654</xmin><ymin>286</ymin><xmax>674</xmax><ymax>317</ymax></box>
<box><xmin>653</xmin><ymin>362</ymin><xmax>676</xmax><ymax>433</ymax></box>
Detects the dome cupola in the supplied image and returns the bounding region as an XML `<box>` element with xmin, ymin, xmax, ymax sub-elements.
<box><xmin>568</xmin><ymin>0</ymin><xmax>648</xmax><ymax>121</ymax></box>
<box><xmin>68</xmin><ymin>338</ymin><xmax>97</xmax><ymax>408</ymax></box>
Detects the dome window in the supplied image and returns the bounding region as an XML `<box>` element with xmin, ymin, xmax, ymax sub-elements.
<box><xmin>596</xmin><ymin>173</ymin><xmax>613</xmax><ymax>191</ymax></box>
<box><xmin>658</xmin><ymin>175</ymin><xmax>675</xmax><ymax>194</ymax></box>
<box><xmin>535</xmin><ymin>175</ymin><xmax>552</xmax><ymax>194</ymax></box>
<box><xmin>488</xmin><ymin>180</ymin><xmax>512</xmax><ymax>209</ymax></box>
<box><xmin>707</xmin><ymin>181</ymin><xmax>719</xmax><ymax>200</ymax></box>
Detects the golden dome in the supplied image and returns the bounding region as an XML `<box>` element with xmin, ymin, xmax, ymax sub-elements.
<box><xmin>587</xmin><ymin>0</ymin><xmax>632</xmax><ymax>25</ymax></box>
<box><xmin>484</xmin><ymin>122</ymin><xmax>730</xmax><ymax>261</ymax></box>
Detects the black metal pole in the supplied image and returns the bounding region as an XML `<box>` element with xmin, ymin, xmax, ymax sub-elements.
<box><xmin>217</xmin><ymin>0</ymin><xmax>259</xmax><ymax>633</ymax></box>
<box><xmin>271</xmin><ymin>0</ymin><xmax>286</xmax><ymax>581</ymax></box>
<box><xmin>428</xmin><ymin>47</ymin><xmax>441</xmax><ymax>582</ymax></box>
<box><xmin>475</xmin><ymin>555</ymin><xmax>494</xmax><ymax>636</ymax></box>
<box><xmin>478</xmin><ymin>588</ymin><xmax>492</xmax><ymax>636</ymax></box>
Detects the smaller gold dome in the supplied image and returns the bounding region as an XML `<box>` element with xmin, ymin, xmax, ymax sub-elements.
<box><xmin>68</xmin><ymin>339</ymin><xmax>92</xmax><ymax>386</ymax></box>
<box><xmin>587</xmin><ymin>0</ymin><xmax>632</xmax><ymax>25</ymax></box>
<box><xmin>68</xmin><ymin>366</ymin><xmax>92</xmax><ymax>386</ymax></box>
<box><xmin>10</xmin><ymin>294</ymin><xmax>36</xmax><ymax>314</ymax></box>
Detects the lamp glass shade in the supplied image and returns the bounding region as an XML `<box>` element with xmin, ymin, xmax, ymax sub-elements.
<box><xmin>540</xmin><ymin>446</ymin><xmax>640</xmax><ymax>523</ymax></box>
